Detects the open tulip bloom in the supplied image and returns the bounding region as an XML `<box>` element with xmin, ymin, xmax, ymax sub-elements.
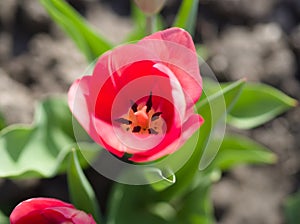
<box><xmin>68</xmin><ymin>28</ymin><xmax>204</xmax><ymax>163</ymax></box>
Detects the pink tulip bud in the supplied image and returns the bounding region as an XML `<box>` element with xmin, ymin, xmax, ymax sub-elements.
<box><xmin>10</xmin><ymin>197</ymin><xmax>96</xmax><ymax>224</ymax></box>
<box><xmin>134</xmin><ymin>0</ymin><xmax>166</xmax><ymax>15</ymax></box>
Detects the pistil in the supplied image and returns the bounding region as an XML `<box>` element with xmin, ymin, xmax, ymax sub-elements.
<box><xmin>115</xmin><ymin>93</ymin><xmax>163</xmax><ymax>135</ymax></box>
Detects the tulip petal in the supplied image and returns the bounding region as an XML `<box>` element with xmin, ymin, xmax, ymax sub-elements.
<box><xmin>43</xmin><ymin>207</ymin><xmax>96</xmax><ymax>224</ymax></box>
<box><xmin>90</xmin><ymin>44</ymin><xmax>159</xmax><ymax>104</ymax></box>
<box><xmin>93</xmin><ymin>60</ymin><xmax>169</xmax><ymax>122</ymax></box>
<box><xmin>68</xmin><ymin>76</ymin><xmax>106</xmax><ymax>146</ymax></box>
<box><xmin>139</xmin><ymin>28</ymin><xmax>202</xmax><ymax>105</ymax></box>
<box><xmin>143</xmin><ymin>27</ymin><xmax>196</xmax><ymax>51</ymax></box>
<box><xmin>10</xmin><ymin>198</ymin><xmax>74</xmax><ymax>224</ymax></box>
<box><xmin>10</xmin><ymin>198</ymin><xmax>97</xmax><ymax>224</ymax></box>
<box><xmin>130</xmin><ymin>114</ymin><xmax>203</xmax><ymax>162</ymax></box>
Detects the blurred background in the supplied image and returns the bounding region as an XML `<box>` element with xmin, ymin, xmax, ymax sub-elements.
<box><xmin>0</xmin><ymin>0</ymin><xmax>299</xmax><ymax>223</ymax></box>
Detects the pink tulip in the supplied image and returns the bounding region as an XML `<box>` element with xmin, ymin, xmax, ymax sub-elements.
<box><xmin>69</xmin><ymin>28</ymin><xmax>204</xmax><ymax>162</ymax></box>
<box><xmin>10</xmin><ymin>197</ymin><xmax>96</xmax><ymax>224</ymax></box>
<box><xmin>134</xmin><ymin>0</ymin><xmax>166</xmax><ymax>15</ymax></box>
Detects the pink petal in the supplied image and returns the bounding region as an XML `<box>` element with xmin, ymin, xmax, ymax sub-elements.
<box><xmin>130</xmin><ymin>114</ymin><xmax>204</xmax><ymax>162</ymax></box>
<box><xmin>129</xmin><ymin>123</ymin><xmax>181</xmax><ymax>162</ymax></box>
<box><xmin>143</xmin><ymin>27</ymin><xmax>196</xmax><ymax>51</ymax></box>
<box><xmin>93</xmin><ymin>60</ymin><xmax>169</xmax><ymax>122</ymax></box>
<box><xmin>139</xmin><ymin>28</ymin><xmax>202</xmax><ymax>105</ymax></box>
<box><xmin>90</xmin><ymin>44</ymin><xmax>159</xmax><ymax>105</ymax></box>
<box><xmin>43</xmin><ymin>207</ymin><xmax>96</xmax><ymax>224</ymax></box>
<box><xmin>68</xmin><ymin>76</ymin><xmax>104</xmax><ymax>146</ymax></box>
<box><xmin>10</xmin><ymin>198</ymin><xmax>74</xmax><ymax>224</ymax></box>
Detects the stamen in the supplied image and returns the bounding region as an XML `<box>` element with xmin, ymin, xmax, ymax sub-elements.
<box><xmin>151</xmin><ymin>112</ymin><xmax>162</xmax><ymax>121</ymax></box>
<box><xmin>148</xmin><ymin>128</ymin><xmax>158</xmax><ymax>135</ymax></box>
<box><xmin>132</xmin><ymin>126</ymin><xmax>141</xmax><ymax>133</ymax></box>
<box><xmin>115</xmin><ymin>118</ymin><xmax>132</xmax><ymax>125</ymax></box>
<box><xmin>130</xmin><ymin>100</ymin><xmax>138</xmax><ymax>112</ymax></box>
<box><xmin>146</xmin><ymin>91</ymin><xmax>152</xmax><ymax>113</ymax></box>
<box><xmin>116</xmin><ymin>92</ymin><xmax>163</xmax><ymax>135</ymax></box>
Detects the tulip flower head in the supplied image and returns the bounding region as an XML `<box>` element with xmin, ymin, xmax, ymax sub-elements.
<box><xmin>10</xmin><ymin>197</ymin><xmax>96</xmax><ymax>224</ymax></box>
<box><xmin>69</xmin><ymin>28</ymin><xmax>204</xmax><ymax>163</ymax></box>
<box><xmin>134</xmin><ymin>0</ymin><xmax>166</xmax><ymax>15</ymax></box>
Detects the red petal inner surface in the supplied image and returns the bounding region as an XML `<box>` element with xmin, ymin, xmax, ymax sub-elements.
<box><xmin>95</xmin><ymin>60</ymin><xmax>173</xmax><ymax>126</ymax></box>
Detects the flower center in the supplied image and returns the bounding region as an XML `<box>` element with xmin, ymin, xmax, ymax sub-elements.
<box><xmin>115</xmin><ymin>92</ymin><xmax>163</xmax><ymax>135</ymax></box>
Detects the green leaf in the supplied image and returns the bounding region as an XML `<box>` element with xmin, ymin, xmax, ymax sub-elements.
<box><xmin>198</xmin><ymin>79</ymin><xmax>246</xmax><ymax>166</ymax></box>
<box><xmin>68</xmin><ymin>149</ymin><xmax>101</xmax><ymax>223</ymax></box>
<box><xmin>0</xmin><ymin>98</ymin><xmax>99</xmax><ymax>178</ymax></box>
<box><xmin>227</xmin><ymin>83</ymin><xmax>297</xmax><ymax>129</ymax></box>
<box><xmin>174</xmin><ymin>173</ymin><xmax>215</xmax><ymax>224</ymax></box>
<box><xmin>146</xmin><ymin>167</ymin><xmax>176</xmax><ymax>191</ymax></box>
<box><xmin>197</xmin><ymin>79</ymin><xmax>247</xmax><ymax>169</ymax></box>
<box><xmin>159</xmin><ymin>79</ymin><xmax>245</xmax><ymax>199</ymax></box>
<box><xmin>148</xmin><ymin>202</ymin><xmax>177</xmax><ymax>222</ymax></box>
<box><xmin>107</xmin><ymin>173</ymin><xmax>216</xmax><ymax>224</ymax></box>
<box><xmin>173</xmin><ymin>0</ymin><xmax>199</xmax><ymax>36</ymax></box>
<box><xmin>107</xmin><ymin>184</ymin><xmax>168</xmax><ymax>224</ymax></box>
<box><xmin>211</xmin><ymin>134</ymin><xmax>276</xmax><ymax>171</ymax></box>
<box><xmin>196</xmin><ymin>44</ymin><xmax>209</xmax><ymax>61</ymax></box>
<box><xmin>285</xmin><ymin>190</ymin><xmax>300</xmax><ymax>224</ymax></box>
<box><xmin>0</xmin><ymin>111</ymin><xmax>5</xmax><ymax>131</ymax></box>
<box><xmin>0</xmin><ymin>210</ymin><xmax>9</xmax><ymax>224</ymax></box>
<box><xmin>40</xmin><ymin>0</ymin><xmax>112</xmax><ymax>62</ymax></box>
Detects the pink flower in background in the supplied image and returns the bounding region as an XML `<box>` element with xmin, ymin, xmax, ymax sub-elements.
<box><xmin>10</xmin><ymin>197</ymin><xmax>96</xmax><ymax>224</ymax></box>
<box><xmin>134</xmin><ymin>0</ymin><xmax>166</xmax><ymax>15</ymax></box>
<box><xmin>68</xmin><ymin>27</ymin><xmax>204</xmax><ymax>162</ymax></box>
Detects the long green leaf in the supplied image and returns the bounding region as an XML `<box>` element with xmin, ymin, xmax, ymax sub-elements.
<box><xmin>173</xmin><ymin>0</ymin><xmax>199</xmax><ymax>36</ymax></box>
<box><xmin>107</xmin><ymin>172</ymin><xmax>216</xmax><ymax>224</ymax></box>
<box><xmin>158</xmin><ymin>79</ymin><xmax>245</xmax><ymax>200</ymax></box>
<box><xmin>285</xmin><ymin>191</ymin><xmax>300</xmax><ymax>224</ymax></box>
<box><xmin>0</xmin><ymin>210</ymin><xmax>9</xmax><ymax>224</ymax></box>
<box><xmin>146</xmin><ymin>168</ymin><xmax>176</xmax><ymax>191</ymax></box>
<box><xmin>0</xmin><ymin>98</ymin><xmax>99</xmax><ymax>178</ymax></box>
<box><xmin>227</xmin><ymin>83</ymin><xmax>297</xmax><ymax>129</ymax></box>
<box><xmin>107</xmin><ymin>184</ymin><xmax>167</xmax><ymax>224</ymax></box>
<box><xmin>196</xmin><ymin>44</ymin><xmax>209</xmax><ymax>60</ymax></box>
<box><xmin>68</xmin><ymin>149</ymin><xmax>101</xmax><ymax>223</ymax></box>
<box><xmin>0</xmin><ymin>111</ymin><xmax>5</xmax><ymax>131</ymax></box>
<box><xmin>198</xmin><ymin>80</ymin><xmax>247</xmax><ymax>169</ymax></box>
<box><xmin>174</xmin><ymin>173</ymin><xmax>215</xmax><ymax>224</ymax></box>
<box><xmin>40</xmin><ymin>0</ymin><xmax>112</xmax><ymax>61</ymax></box>
<box><xmin>211</xmin><ymin>134</ymin><xmax>276</xmax><ymax>171</ymax></box>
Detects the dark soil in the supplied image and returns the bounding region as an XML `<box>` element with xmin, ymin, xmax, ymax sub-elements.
<box><xmin>0</xmin><ymin>0</ymin><xmax>299</xmax><ymax>223</ymax></box>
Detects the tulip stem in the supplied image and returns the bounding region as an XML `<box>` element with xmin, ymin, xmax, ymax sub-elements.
<box><xmin>146</xmin><ymin>15</ymin><xmax>156</xmax><ymax>35</ymax></box>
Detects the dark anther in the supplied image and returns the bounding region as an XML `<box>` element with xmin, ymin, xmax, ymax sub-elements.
<box><xmin>146</xmin><ymin>91</ymin><xmax>152</xmax><ymax>113</ymax></box>
<box><xmin>132</xmin><ymin>126</ymin><xmax>141</xmax><ymax>133</ymax></box>
<box><xmin>151</xmin><ymin>112</ymin><xmax>162</xmax><ymax>121</ymax></box>
<box><xmin>130</xmin><ymin>100</ymin><xmax>138</xmax><ymax>112</ymax></box>
<box><xmin>115</xmin><ymin>118</ymin><xmax>132</xmax><ymax>125</ymax></box>
<box><xmin>148</xmin><ymin>128</ymin><xmax>158</xmax><ymax>135</ymax></box>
